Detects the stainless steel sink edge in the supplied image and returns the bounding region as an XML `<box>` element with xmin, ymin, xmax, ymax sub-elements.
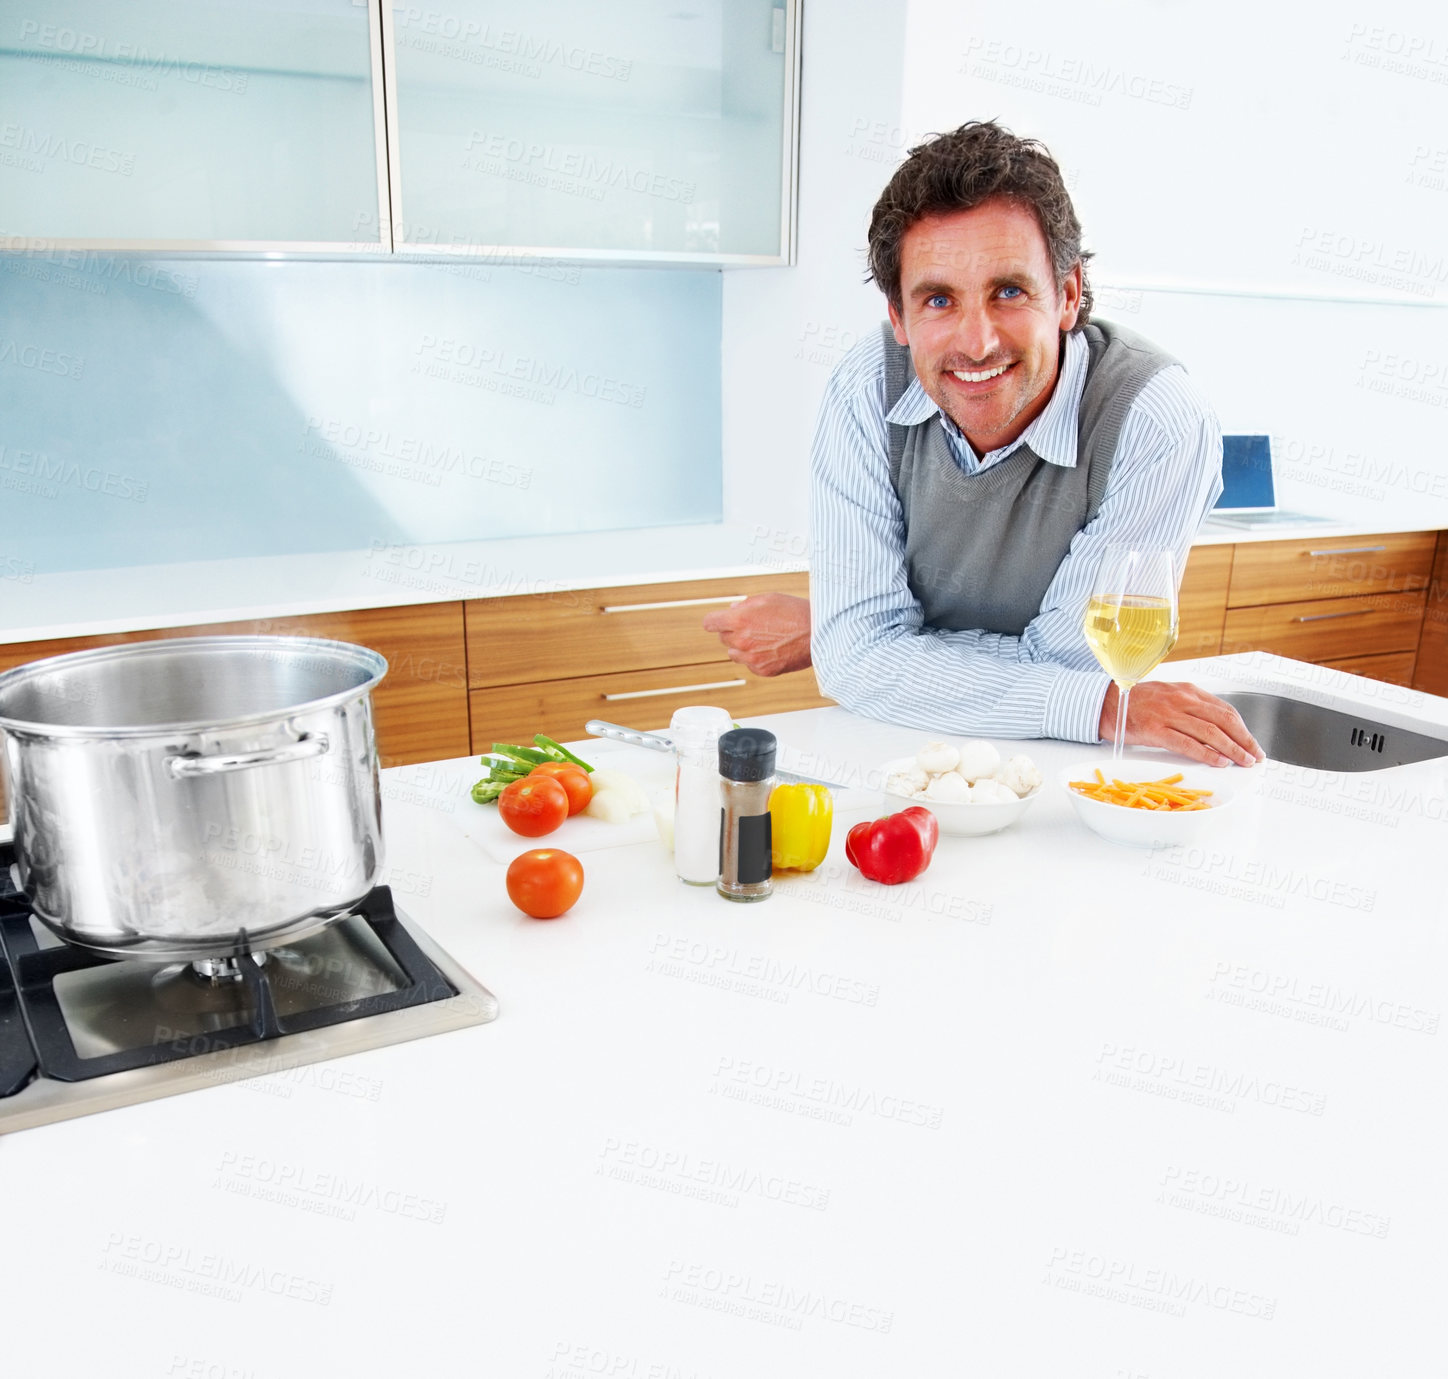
<box><xmin>1185</xmin><ymin>654</ymin><xmax>1448</xmax><ymax>745</ymax></box>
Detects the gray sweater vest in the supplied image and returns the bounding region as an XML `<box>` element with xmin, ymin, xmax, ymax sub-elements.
<box><xmin>884</xmin><ymin>319</ymin><xmax>1179</xmax><ymax>636</ymax></box>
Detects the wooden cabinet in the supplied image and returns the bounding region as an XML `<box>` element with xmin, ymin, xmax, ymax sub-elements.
<box><xmin>1412</xmin><ymin>532</ymin><xmax>1448</xmax><ymax>697</ymax></box>
<box><xmin>1222</xmin><ymin>591</ymin><xmax>1427</xmax><ymax>662</ymax></box>
<box><xmin>464</xmin><ymin>573</ymin><xmax>808</xmax><ymax>688</ymax></box>
<box><xmin>470</xmin><ymin>664</ymin><xmax>826</xmax><ymax>749</ymax></box>
<box><xmin>464</xmin><ymin>571</ymin><xmax>832</xmax><ymax>752</ymax></box>
<box><xmin>1217</xmin><ymin>532</ymin><xmax>1435</xmax><ymax>683</ymax></box>
<box><xmin>1226</xmin><ymin>532</ymin><xmax>1435</xmax><ymax>607</ymax></box>
<box><xmin>1164</xmin><ymin>532</ymin><xmax>1441</xmax><ymax>688</ymax></box>
<box><xmin>0</xmin><ymin>573</ymin><xmax>833</xmax><ymax>825</ymax></box>
<box><xmin>1167</xmin><ymin>545</ymin><xmax>1232</xmax><ymax>661</ymax></box>
<box><xmin>0</xmin><ymin>603</ymin><xmax>468</xmax><ymax>824</ymax></box>
<box><xmin>1328</xmin><ymin>651</ymin><xmax>1417</xmax><ymax>687</ymax></box>
<box><xmin>0</xmin><ymin>604</ymin><xmax>468</xmax><ymax>767</ymax></box>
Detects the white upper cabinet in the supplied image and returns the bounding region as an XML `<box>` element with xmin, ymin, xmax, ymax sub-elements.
<box><xmin>386</xmin><ymin>0</ymin><xmax>799</xmax><ymax>263</ymax></box>
<box><xmin>0</xmin><ymin>0</ymin><xmax>800</xmax><ymax>263</ymax></box>
<box><xmin>0</xmin><ymin>0</ymin><xmax>389</xmax><ymax>250</ymax></box>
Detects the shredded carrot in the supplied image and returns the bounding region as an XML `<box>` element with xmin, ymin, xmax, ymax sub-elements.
<box><xmin>1069</xmin><ymin>773</ymin><xmax>1215</xmax><ymax>811</ymax></box>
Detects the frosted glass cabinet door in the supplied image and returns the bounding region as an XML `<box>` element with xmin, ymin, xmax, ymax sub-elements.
<box><xmin>388</xmin><ymin>0</ymin><xmax>797</xmax><ymax>261</ymax></box>
<box><xmin>0</xmin><ymin>0</ymin><xmax>386</xmax><ymax>247</ymax></box>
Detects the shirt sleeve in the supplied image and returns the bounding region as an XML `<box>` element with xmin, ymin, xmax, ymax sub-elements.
<box><xmin>809</xmin><ymin>335</ymin><xmax>1113</xmax><ymax>740</ymax></box>
<box><xmin>809</xmin><ymin>346</ymin><xmax>1223</xmax><ymax>743</ymax></box>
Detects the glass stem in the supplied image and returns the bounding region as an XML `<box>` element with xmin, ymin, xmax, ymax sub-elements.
<box><xmin>1113</xmin><ymin>682</ymin><xmax>1130</xmax><ymax>762</ymax></box>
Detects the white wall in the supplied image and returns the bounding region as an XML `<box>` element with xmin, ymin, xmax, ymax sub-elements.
<box><xmin>719</xmin><ymin>0</ymin><xmax>909</xmax><ymax>556</ymax></box>
<box><xmin>723</xmin><ymin>0</ymin><xmax>1448</xmax><ymax>542</ymax></box>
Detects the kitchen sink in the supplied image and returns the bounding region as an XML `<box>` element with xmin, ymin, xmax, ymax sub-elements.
<box><xmin>1221</xmin><ymin>692</ymin><xmax>1448</xmax><ymax>772</ymax></box>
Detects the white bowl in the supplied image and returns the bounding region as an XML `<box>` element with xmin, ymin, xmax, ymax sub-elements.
<box><xmin>1059</xmin><ymin>754</ymin><xmax>1257</xmax><ymax>848</ymax></box>
<box><xmin>881</xmin><ymin>758</ymin><xmax>1040</xmax><ymax>837</ymax></box>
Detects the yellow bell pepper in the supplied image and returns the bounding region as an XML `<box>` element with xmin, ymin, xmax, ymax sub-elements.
<box><xmin>769</xmin><ymin>782</ymin><xmax>833</xmax><ymax>872</ymax></box>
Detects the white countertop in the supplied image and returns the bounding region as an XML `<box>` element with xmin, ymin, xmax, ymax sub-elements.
<box><xmin>3</xmin><ymin>514</ymin><xmax>1439</xmax><ymax>646</ymax></box>
<box><xmin>1</xmin><ymin>653</ymin><xmax>1443</xmax><ymax>1374</ymax></box>
<box><xmin>1191</xmin><ymin>513</ymin><xmax>1444</xmax><ymax>547</ymax></box>
<box><xmin>0</xmin><ymin>523</ymin><xmax>807</xmax><ymax>646</ymax></box>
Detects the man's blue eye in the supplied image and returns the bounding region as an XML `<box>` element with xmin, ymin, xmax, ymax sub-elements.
<box><xmin>998</xmin><ymin>285</ymin><xmax>1023</xmax><ymax>299</ymax></box>
<box><xmin>926</xmin><ymin>294</ymin><xmax>949</xmax><ymax>308</ymax></box>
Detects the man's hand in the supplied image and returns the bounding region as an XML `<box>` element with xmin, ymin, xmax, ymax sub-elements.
<box><xmin>701</xmin><ymin>593</ymin><xmax>812</xmax><ymax>678</ymax></box>
<box><xmin>1099</xmin><ymin>681</ymin><xmax>1264</xmax><ymax>767</ymax></box>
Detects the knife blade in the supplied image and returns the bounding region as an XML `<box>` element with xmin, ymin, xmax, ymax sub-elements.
<box><xmin>583</xmin><ymin>719</ymin><xmax>859</xmax><ymax>791</ymax></box>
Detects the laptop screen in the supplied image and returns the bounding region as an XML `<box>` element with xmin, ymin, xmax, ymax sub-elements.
<box><xmin>1215</xmin><ymin>434</ymin><xmax>1274</xmax><ymax>511</ymax></box>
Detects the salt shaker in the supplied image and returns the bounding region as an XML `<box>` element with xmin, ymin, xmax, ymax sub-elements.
<box><xmin>670</xmin><ymin>706</ymin><xmax>734</xmax><ymax>885</ymax></box>
<box><xmin>717</xmin><ymin>728</ymin><xmax>776</xmax><ymax>903</ymax></box>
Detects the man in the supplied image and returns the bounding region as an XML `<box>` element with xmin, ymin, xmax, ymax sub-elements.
<box><xmin>709</xmin><ymin>120</ymin><xmax>1259</xmax><ymax>768</ymax></box>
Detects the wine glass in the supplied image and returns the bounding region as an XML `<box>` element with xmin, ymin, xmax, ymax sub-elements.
<box><xmin>1082</xmin><ymin>544</ymin><xmax>1180</xmax><ymax>761</ymax></box>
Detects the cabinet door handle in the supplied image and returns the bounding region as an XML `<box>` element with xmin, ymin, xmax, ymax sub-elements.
<box><xmin>603</xmin><ymin>679</ymin><xmax>748</xmax><ymax>701</ymax></box>
<box><xmin>1293</xmin><ymin>609</ymin><xmax>1372</xmax><ymax>623</ymax></box>
<box><xmin>1305</xmin><ymin>545</ymin><xmax>1386</xmax><ymax>557</ymax></box>
<box><xmin>601</xmin><ymin>596</ymin><xmax>747</xmax><ymax>613</ymax></box>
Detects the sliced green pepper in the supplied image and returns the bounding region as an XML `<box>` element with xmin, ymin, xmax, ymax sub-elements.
<box><xmin>533</xmin><ymin>734</ymin><xmax>595</xmax><ymax>773</ymax></box>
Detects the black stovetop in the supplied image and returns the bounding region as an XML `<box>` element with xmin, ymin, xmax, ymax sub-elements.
<box><xmin>0</xmin><ymin>841</ymin><xmax>459</xmax><ymax>1096</ymax></box>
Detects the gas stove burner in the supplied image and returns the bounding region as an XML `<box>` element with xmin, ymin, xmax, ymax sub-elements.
<box><xmin>190</xmin><ymin>952</ymin><xmax>267</xmax><ymax>985</ymax></box>
<box><xmin>0</xmin><ymin>839</ymin><xmax>498</xmax><ymax>1134</ymax></box>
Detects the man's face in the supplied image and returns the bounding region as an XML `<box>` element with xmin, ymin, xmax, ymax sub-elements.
<box><xmin>887</xmin><ymin>197</ymin><xmax>1082</xmax><ymax>455</ymax></box>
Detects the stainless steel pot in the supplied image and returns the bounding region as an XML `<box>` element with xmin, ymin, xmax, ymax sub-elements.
<box><xmin>0</xmin><ymin>636</ymin><xmax>387</xmax><ymax>961</ymax></box>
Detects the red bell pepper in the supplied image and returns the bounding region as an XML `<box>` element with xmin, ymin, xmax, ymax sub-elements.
<box><xmin>845</xmin><ymin>806</ymin><xmax>939</xmax><ymax>885</ymax></box>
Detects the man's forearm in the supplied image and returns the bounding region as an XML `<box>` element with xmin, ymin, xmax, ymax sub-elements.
<box><xmin>812</xmin><ymin>616</ymin><xmax>1111</xmax><ymax>740</ymax></box>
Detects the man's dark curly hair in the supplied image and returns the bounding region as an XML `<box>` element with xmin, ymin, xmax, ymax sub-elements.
<box><xmin>867</xmin><ymin>120</ymin><xmax>1093</xmax><ymax>328</ymax></box>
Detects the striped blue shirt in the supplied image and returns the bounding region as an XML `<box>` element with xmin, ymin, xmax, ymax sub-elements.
<box><xmin>809</xmin><ymin>326</ymin><xmax>1223</xmax><ymax>742</ymax></box>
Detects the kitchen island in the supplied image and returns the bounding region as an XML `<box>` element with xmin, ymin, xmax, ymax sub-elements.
<box><xmin>0</xmin><ymin>653</ymin><xmax>1442</xmax><ymax>1376</ymax></box>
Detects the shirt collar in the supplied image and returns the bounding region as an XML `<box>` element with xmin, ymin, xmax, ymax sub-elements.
<box><xmin>884</xmin><ymin>329</ymin><xmax>1089</xmax><ymax>468</ymax></box>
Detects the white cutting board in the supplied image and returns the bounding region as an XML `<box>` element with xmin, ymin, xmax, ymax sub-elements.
<box><xmin>428</xmin><ymin>743</ymin><xmax>677</xmax><ymax>865</ymax></box>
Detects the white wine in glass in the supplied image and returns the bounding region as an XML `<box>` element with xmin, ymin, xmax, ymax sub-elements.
<box><xmin>1083</xmin><ymin>546</ymin><xmax>1180</xmax><ymax>761</ymax></box>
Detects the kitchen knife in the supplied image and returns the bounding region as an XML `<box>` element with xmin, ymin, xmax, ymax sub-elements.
<box><xmin>584</xmin><ymin>719</ymin><xmax>860</xmax><ymax>791</ymax></box>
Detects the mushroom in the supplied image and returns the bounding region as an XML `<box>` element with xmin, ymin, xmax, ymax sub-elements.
<box><xmin>915</xmin><ymin>741</ymin><xmax>960</xmax><ymax>774</ymax></box>
<box><xmin>955</xmin><ymin>739</ymin><xmax>1001</xmax><ymax>782</ymax></box>
<box><xmin>993</xmin><ymin>754</ymin><xmax>1043</xmax><ymax>799</ymax></box>
<box><xmin>968</xmin><ymin>778</ymin><xmax>1018</xmax><ymax>805</ymax></box>
<box><xmin>923</xmin><ymin>770</ymin><xmax>972</xmax><ymax>803</ymax></box>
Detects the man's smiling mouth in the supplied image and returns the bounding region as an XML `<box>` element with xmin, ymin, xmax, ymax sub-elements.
<box><xmin>949</xmin><ymin>363</ymin><xmax>1011</xmax><ymax>383</ymax></box>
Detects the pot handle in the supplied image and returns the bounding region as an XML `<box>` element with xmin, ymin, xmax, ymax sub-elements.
<box><xmin>166</xmin><ymin>733</ymin><xmax>330</xmax><ymax>779</ymax></box>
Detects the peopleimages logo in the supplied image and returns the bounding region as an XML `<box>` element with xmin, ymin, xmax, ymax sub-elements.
<box><xmin>1208</xmin><ymin>960</ymin><xmax>1439</xmax><ymax>1034</ymax></box>
<box><xmin>597</xmin><ymin>1136</ymin><xmax>831</xmax><ymax>1211</ymax></box>
<box><xmin>646</xmin><ymin>933</ymin><xmax>880</xmax><ymax>1007</ymax></box>
<box><xmin>0</xmin><ymin>338</ymin><xmax>84</xmax><ymax>378</ymax></box>
<box><xmin>710</xmin><ymin>1056</ymin><xmax>944</xmax><ymax>1129</ymax></box>
<box><xmin>662</xmin><ymin>1260</ymin><xmax>893</xmax><ymax>1334</ymax></box>
<box><xmin>19</xmin><ymin>19</ymin><xmax>249</xmax><ymax>93</ymax></box>
<box><xmin>1044</xmin><ymin>1246</ymin><xmax>1276</xmax><ymax>1321</ymax></box>
<box><xmin>462</xmin><ymin>131</ymin><xmax>695</xmax><ymax>204</ymax></box>
<box><xmin>300</xmin><ymin>417</ymin><xmax>531</xmax><ymax>489</ymax></box>
<box><xmin>0</xmin><ymin>121</ymin><xmax>136</xmax><ymax>175</ymax></box>
<box><xmin>395</xmin><ymin>9</ymin><xmax>633</xmax><ymax>81</ymax></box>
<box><xmin>1159</xmin><ymin>1166</ymin><xmax>1391</xmax><ymax>1238</ymax></box>
<box><xmin>1094</xmin><ymin>1042</ymin><xmax>1327</xmax><ymax>1116</ymax></box>
<box><xmin>98</xmin><ymin>1232</ymin><xmax>332</xmax><ymax>1305</ymax></box>
<box><xmin>0</xmin><ymin>444</ymin><xmax>148</xmax><ymax>501</ymax></box>
<box><xmin>413</xmin><ymin>335</ymin><xmax>647</xmax><ymax>408</ymax></box>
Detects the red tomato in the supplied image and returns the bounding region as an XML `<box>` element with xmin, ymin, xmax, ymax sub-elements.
<box><xmin>498</xmin><ymin>775</ymin><xmax>569</xmax><ymax>837</ymax></box>
<box><xmin>506</xmin><ymin>848</ymin><xmax>584</xmax><ymax>918</ymax></box>
<box><xmin>528</xmin><ymin>762</ymin><xmax>593</xmax><ymax>815</ymax></box>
